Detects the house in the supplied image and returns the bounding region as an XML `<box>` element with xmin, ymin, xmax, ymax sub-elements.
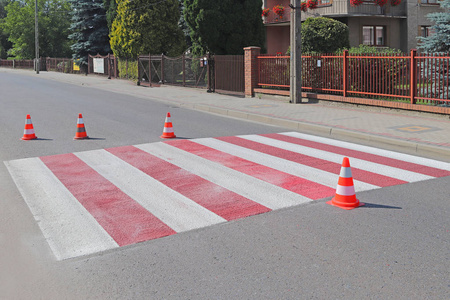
<box><xmin>263</xmin><ymin>0</ymin><xmax>445</xmax><ymax>54</ymax></box>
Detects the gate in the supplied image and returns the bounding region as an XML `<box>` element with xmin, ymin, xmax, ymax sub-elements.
<box><xmin>88</xmin><ymin>54</ymin><xmax>118</xmax><ymax>78</ymax></box>
<box><xmin>213</xmin><ymin>55</ymin><xmax>244</xmax><ymax>95</ymax></box>
<box><xmin>137</xmin><ymin>54</ymin><xmax>244</xmax><ymax>95</ymax></box>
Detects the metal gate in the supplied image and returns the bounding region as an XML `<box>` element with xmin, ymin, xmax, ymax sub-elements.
<box><xmin>213</xmin><ymin>55</ymin><xmax>244</xmax><ymax>95</ymax></box>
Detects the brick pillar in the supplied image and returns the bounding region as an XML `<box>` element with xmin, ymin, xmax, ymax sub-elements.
<box><xmin>244</xmin><ymin>46</ymin><xmax>260</xmax><ymax>97</ymax></box>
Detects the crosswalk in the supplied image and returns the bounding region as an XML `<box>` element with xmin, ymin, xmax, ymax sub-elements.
<box><xmin>5</xmin><ymin>132</ymin><xmax>450</xmax><ymax>260</ymax></box>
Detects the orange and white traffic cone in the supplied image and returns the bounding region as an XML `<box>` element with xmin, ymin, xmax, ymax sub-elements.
<box><xmin>21</xmin><ymin>114</ymin><xmax>37</xmax><ymax>140</ymax></box>
<box><xmin>160</xmin><ymin>112</ymin><xmax>176</xmax><ymax>139</ymax></box>
<box><xmin>74</xmin><ymin>113</ymin><xmax>89</xmax><ymax>140</ymax></box>
<box><xmin>327</xmin><ymin>157</ymin><xmax>364</xmax><ymax>210</ymax></box>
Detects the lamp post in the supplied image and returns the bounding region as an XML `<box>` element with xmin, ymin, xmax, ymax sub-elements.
<box><xmin>290</xmin><ymin>0</ymin><xmax>301</xmax><ymax>103</ymax></box>
<box><xmin>35</xmin><ymin>0</ymin><xmax>39</xmax><ymax>74</ymax></box>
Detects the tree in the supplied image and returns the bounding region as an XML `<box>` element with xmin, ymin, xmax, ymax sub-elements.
<box><xmin>0</xmin><ymin>0</ymin><xmax>12</xmax><ymax>58</ymax></box>
<box><xmin>301</xmin><ymin>17</ymin><xmax>349</xmax><ymax>53</ymax></box>
<box><xmin>1</xmin><ymin>0</ymin><xmax>71</xmax><ymax>59</ymax></box>
<box><xmin>68</xmin><ymin>0</ymin><xmax>111</xmax><ymax>67</ymax></box>
<box><xmin>418</xmin><ymin>0</ymin><xmax>450</xmax><ymax>53</ymax></box>
<box><xmin>110</xmin><ymin>0</ymin><xmax>185</xmax><ymax>58</ymax></box>
<box><xmin>104</xmin><ymin>0</ymin><xmax>117</xmax><ymax>31</ymax></box>
<box><xmin>184</xmin><ymin>0</ymin><xmax>265</xmax><ymax>55</ymax></box>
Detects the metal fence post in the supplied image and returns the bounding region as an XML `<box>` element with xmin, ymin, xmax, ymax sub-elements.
<box><xmin>410</xmin><ymin>49</ymin><xmax>417</xmax><ymax>104</ymax></box>
<box><xmin>343</xmin><ymin>50</ymin><xmax>348</xmax><ymax>97</ymax></box>
<box><xmin>161</xmin><ymin>54</ymin><xmax>165</xmax><ymax>84</ymax></box>
<box><xmin>149</xmin><ymin>53</ymin><xmax>152</xmax><ymax>87</ymax></box>
<box><xmin>137</xmin><ymin>55</ymin><xmax>141</xmax><ymax>85</ymax></box>
<box><xmin>182</xmin><ymin>53</ymin><xmax>186</xmax><ymax>87</ymax></box>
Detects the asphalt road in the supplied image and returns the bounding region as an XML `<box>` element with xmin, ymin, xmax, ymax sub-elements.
<box><xmin>1</xmin><ymin>71</ymin><xmax>449</xmax><ymax>299</ymax></box>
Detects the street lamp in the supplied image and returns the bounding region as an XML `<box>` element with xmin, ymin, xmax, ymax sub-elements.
<box><xmin>35</xmin><ymin>0</ymin><xmax>39</xmax><ymax>74</ymax></box>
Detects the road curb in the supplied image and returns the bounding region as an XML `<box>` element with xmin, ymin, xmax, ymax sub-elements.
<box><xmin>188</xmin><ymin>103</ymin><xmax>450</xmax><ymax>161</ymax></box>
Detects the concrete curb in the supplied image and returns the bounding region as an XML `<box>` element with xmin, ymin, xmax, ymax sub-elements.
<box><xmin>187</xmin><ymin>103</ymin><xmax>450</xmax><ymax>162</ymax></box>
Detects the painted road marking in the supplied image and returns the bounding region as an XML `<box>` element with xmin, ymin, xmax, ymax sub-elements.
<box><xmin>5</xmin><ymin>132</ymin><xmax>450</xmax><ymax>260</ymax></box>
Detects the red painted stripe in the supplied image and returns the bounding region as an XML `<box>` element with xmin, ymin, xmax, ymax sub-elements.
<box><xmin>107</xmin><ymin>146</ymin><xmax>270</xmax><ymax>220</ymax></box>
<box><xmin>264</xmin><ymin>133</ymin><xmax>450</xmax><ymax>177</ymax></box>
<box><xmin>164</xmin><ymin>140</ymin><xmax>336</xmax><ymax>200</ymax></box>
<box><xmin>216</xmin><ymin>136</ymin><xmax>407</xmax><ymax>187</ymax></box>
<box><xmin>40</xmin><ymin>153</ymin><xmax>176</xmax><ymax>246</ymax></box>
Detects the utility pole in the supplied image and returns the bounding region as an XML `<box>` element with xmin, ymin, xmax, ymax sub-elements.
<box><xmin>289</xmin><ymin>0</ymin><xmax>301</xmax><ymax>103</ymax></box>
<box><xmin>35</xmin><ymin>0</ymin><xmax>39</xmax><ymax>74</ymax></box>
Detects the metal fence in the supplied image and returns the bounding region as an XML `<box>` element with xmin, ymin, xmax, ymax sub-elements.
<box><xmin>137</xmin><ymin>54</ymin><xmax>209</xmax><ymax>89</ymax></box>
<box><xmin>257</xmin><ymin>50</ymin><xmax>450</xmax><ymax>105</ymax></box>
<box><xmin>0</xmin><ymin>59</ymin><xmax>35</xmax><ymax>69</ymax></box>
<box><xmin>213</xmin><ymin>55</ymin><xmax>244</xmax><ymax>94</ymax></box>
<box><xmin>46</xmin><ymin>57</ymin><xmax>82</xmax><ymax>74</ymax></box>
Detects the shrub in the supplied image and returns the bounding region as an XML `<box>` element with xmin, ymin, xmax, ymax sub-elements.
<box><xmin>302</xmin><ymin>17</ymin><xmax>349</xmax><ymax>53</ymax></box>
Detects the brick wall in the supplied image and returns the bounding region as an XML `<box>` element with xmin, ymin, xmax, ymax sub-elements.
<box><xmin>244</xmin><ymin>47</ymin><xmax>260</xmax><ymax>97</ymax></box>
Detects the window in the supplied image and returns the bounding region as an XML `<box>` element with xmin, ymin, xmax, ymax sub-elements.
<box><xmin>420</xmin><ymin>26</ymin><xmax>431</xmax><ymax>38</ymax></box>
<box><xmin>362</xmin><ymin>26</ymin><xmax>386</xmax><ymax>46</ymax></box>
<box><xmin>420</xmin><ymin>0</ymin><xmax>439</xmax><ymax>4</ymax></box>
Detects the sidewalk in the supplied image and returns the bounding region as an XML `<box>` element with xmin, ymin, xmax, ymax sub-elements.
<box><xmin>4</xmin><ymin>68</ymin><xmax>450</xmax><ymax>162</ymax></box>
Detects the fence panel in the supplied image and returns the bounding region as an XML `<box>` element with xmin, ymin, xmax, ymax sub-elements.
<box><xmin>416</xmin><ymin>53</ymin><xmax>450</xmax><ymax>105</ymax></box>
<box><xmin>258</xmin><ymin>55</ymin><xmax>290</xmax><ymax>89</ymax></box>
<box><xmin>347</xmin><ymin>53</ymin><xmax>410</xmax><ymax>101</ymax></box>
<box><xmin>256</xmin><ymin>51</ymin><xmax>450</xmax><ymax>105</ymax></box>
<box><xmin>214</xmin><ymin>55</ymin><xmax>244</xmax><ymax>94</ymax></box>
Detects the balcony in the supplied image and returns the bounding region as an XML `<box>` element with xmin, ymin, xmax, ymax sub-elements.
<box><xmin>263</xmin><ymin>0</ymin><xmax>291</xmax><ymax>24</ymax></box>
<box><xmin>262</xmin><ymin>0</ymin><xmax>406</xmax><ymax>24</ymax></box>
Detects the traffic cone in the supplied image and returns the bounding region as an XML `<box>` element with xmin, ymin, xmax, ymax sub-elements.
<box><xmin>74</xmin><ymin>113</ymin><xmax>89</xmax><ymax>140</ymax></box>
<box><xmin>21</xmin><ymin>114</ymin><xmax>37</xmax><ymax>140</ymax></box>
<box><xmin>327</xmin><ymin>157</ymin><xmax>364</xmax><ymax>210</ymax></box>
<box><xmin>160</xmin><ymin>112</ymin><xmax>176</xmax><ymax>139</ymax></box>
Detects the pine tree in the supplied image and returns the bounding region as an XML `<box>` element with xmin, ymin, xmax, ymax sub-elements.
<box><xmin>418</xmin><ymin>0</ymin><xmax>450</xmax><ymax>53</ymax></box>
<box><xmin>110</xmin><ymin>0</ymin><xmax>185</xmax><ymax>58</ymax></box>
<box><xmin>68</xmin><ymin>0</ymin><xmax>111</xmax><ymax>68</ymax></box>
<box><xmin>184</xmin><ymin>0</ymin><xmax>265</xmax><ymax>55</ymax></box>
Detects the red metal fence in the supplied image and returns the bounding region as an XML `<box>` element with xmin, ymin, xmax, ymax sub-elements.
<box><xmin>258</xmin><ymin>50</ymin><xmax>450</xmax><ymax>105</ymax></box>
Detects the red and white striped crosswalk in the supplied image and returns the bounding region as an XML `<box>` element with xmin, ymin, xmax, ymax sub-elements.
<box><xmin>5</xmin><ymin>132</ymin><xmax>450</xmax><ymax>260</ymax></box>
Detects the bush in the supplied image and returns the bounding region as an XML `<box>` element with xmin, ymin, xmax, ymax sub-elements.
<box><xmin>117</xmin><ymin>58</ymin><xmax>138</xmax><ymax>81</ymax></box>
<box><xmin>302</xmin><ymin>17</ymin><xmax>349</xmax><ymax>53</ymax></box>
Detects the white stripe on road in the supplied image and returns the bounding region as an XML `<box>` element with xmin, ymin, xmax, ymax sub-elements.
<box><xmin>281</xmin><ymin>132</ymin><xmax>450</xmax><ymax>171</ymax></box>
<box><xmin>75</xmin><ymin>149</ymin><xmax>226</xmax><ymax>233</ymax></box>
<box><xmin>136</xmin><ymin>142</ymin><xmax>312</xmax><ymax>210</ymax></box>
<box><xmin>4</xmin><ymin>158</ymin><xmax>118</xmax><ymax>261</ymax></box>
<box><xmin>194</xmin><ymin>137</ymin><xmax>378</xmax><ymax>192</ymax></box>
<box><xmin>240</xmin><ymin>134</ymin><xmax>434</xmax><ymax>182</ymax></box>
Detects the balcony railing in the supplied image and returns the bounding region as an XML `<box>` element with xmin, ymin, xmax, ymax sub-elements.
<box><xmin>263</xmin><ymin>5</ymin><xmax>291</xmax><ymax>24</ymax></box>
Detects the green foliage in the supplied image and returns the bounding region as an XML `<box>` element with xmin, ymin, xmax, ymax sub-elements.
<box><xmin>343</xmin><ymin>44</ymin><xmax>402</xmax><ymax>54</ymax></box>
<box><xmin>117</xmin><ymin>58</ymin><xmax>138</xmax><ymax>81</ymax></box>
<box><xmin>0</xmin><ymin>0</ymin><xmax>12</xmax><ymax>58</ymax></box>
<box><xmin>418</xmin><ymin>0</ymin><xmax>450</xmax><ymax>53</ymax></box>
<box><xmin>68</xmin><ymin>0</ymin><xmax>111</xmax><ymax>67</ymax></box>
<box><xmin>104</xmin><ymin>0</ymin><xmax>117</xmax><ymax>31</ymax></box>
<box><xmin>184</xmin><ymin>0</ymin><xmax>265</xmax><ymax>55</ymax></box>
<box><xmin>110</xmin><ymin>0</ymin><xmax>185</xmax><ymax>58</ymax></box>
<box><xmin>1</xmin><ymin>0</ymin><xmax>72</xmax><ymax>59</ymax></box>
<box><xmin>301</xmin><ymin>17</ymin><xmax>349</xmax><ymax>53</ymax></box>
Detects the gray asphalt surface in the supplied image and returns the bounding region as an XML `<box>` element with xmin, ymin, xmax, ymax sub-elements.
<box><xmin>0</xmin><ymin>69</ymin><xmax>448</xmax><ymax>299</ymax></box>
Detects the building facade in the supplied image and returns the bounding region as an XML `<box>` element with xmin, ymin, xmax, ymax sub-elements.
<box><xmin>263</xmin><ymin>0</ymin><xmax>444</xmax><ymax>54</ymax></box>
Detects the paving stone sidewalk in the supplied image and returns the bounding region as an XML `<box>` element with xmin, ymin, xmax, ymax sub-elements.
<box><xmin>3</xmin><ymin>68</ymin><xmax>450</xmax><ymax>162</ymax></box>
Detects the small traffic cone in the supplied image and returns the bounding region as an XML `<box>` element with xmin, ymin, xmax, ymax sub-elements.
<box><xmin>327</xmin><ymin>157</ymin><xmax>364</xmax><ymax>210</ymax></box>
<box><xmin>21</xmin><ymin>114</ymin><xmax>37</xmax><ymax>140</ymax></box>
<box><xmin>160</xmin><ymin>112</ymin><xmax>176</xmax><ymax>139</ymax></box>
<box><xmin>74</xmin><ymin>113</ymin><xmax>89</xmax><ymax>140</ymax></box>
